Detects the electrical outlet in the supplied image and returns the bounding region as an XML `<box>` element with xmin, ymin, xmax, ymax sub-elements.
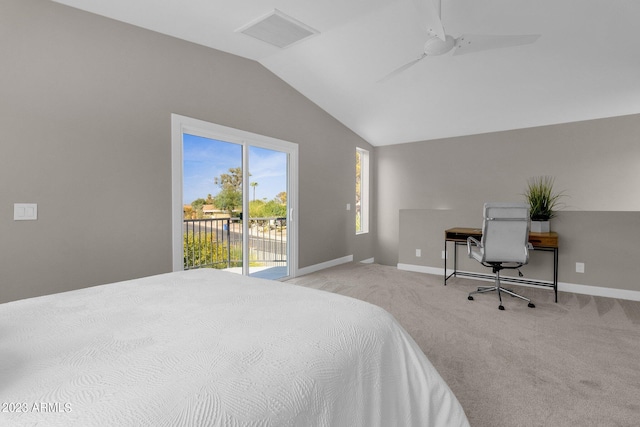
<box><xmin>415</xmin><ymin>249</ymin><xmax>421</xmax><ymax>257</ymax></box>
<box><xmin>441</xmin><ymin>251</ymin><xmax>448</xmax><ymax>260</ymax></box>
<box><xmin>576</xmin><ymin>262</ymin><xmax>585</xmax><ymax>273</ymax></box>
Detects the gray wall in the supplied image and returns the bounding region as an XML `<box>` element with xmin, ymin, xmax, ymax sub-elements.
<box><xmin>376</xmin><ymin>114</ymin><xmax>640</xmax><ymax>292</ymax></box>
<box><xmin>0</xmin><ymin>0</ymin><xmax>374</xmax><ymax>303</ymax></box>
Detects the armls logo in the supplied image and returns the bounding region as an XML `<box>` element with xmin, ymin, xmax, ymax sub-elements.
<box><xmin>2</xmin><ymin>402</ymin><xmax>73</xmax><ymax>413</ymax></box>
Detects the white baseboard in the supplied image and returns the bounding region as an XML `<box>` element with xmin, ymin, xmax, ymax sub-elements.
<box><xmin>397</xmin><ymin>263</ymin><xmax>640</xmax><ymax>302</ymax></box>
<box><xmin>360</xmin><ymin>257</ymin><xmax>375</xmax><ymax>264</ymax></box>
<box><xmin>397</xmin><ymin>263</ymin><xmax>450</xmax><ymax>276</ymax></box>
<box><xmin>298</xmin><ymin>255</ymin><xmax>354</xmax><ymax>276</ymax></box>
<box><xmin>558</xmin><ymin>282</ymin><xmax>640</xmax><ymax>302</ymax></box>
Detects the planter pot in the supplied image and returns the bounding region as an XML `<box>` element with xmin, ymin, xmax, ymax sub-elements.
<box><xmin>531</xmin><ymin>220</ymin><xmax>550</xmax><ymax>233</ymax></box>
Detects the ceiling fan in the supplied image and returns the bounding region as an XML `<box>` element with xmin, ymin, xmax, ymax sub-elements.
<box><xmin>380</xmin><ymin>0</ymin><xmax>540</xmax><ymax>81</ymax></box>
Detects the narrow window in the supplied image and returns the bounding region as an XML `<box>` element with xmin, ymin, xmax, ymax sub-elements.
<box><xmin>356</xmin><ymin>147</ymin><xmax>369</xmax><ymax>234</ymax></box>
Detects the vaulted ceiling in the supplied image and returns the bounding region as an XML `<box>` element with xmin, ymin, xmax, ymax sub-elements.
<box><xmin>52</xmin><ymin>0</ymin><xmax>640</xmax><ymax>146</ymax></box>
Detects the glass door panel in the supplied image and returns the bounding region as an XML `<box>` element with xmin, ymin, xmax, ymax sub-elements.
<box><xmin>247</xmin><ymin>146</ymin><xmax>289</xmax><ymax>279</ymax></box>
<box><xmin>182</xmin><ymin>134</ymin><xmax>243</xmax><ymax>273</ymax></box>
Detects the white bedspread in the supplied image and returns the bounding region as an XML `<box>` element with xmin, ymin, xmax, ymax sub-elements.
<box><xmin>0</xmin><ymin>269</ymin><xmax>468</xmax><ymax>426</ymax></box>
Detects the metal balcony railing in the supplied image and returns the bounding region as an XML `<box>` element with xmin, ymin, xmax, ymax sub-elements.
<box><xmin>183</xmin><ymin>217</ymin><xmax>286</xmax><ymax>270</ymax></box>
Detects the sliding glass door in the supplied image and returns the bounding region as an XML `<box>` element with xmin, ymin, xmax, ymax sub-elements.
<box><xmin>172</xmin><ymin>114</ymin><xmax>297</xmax><ymax>280</ymax></box>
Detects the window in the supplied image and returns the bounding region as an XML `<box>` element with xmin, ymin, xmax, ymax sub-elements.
<box><xmin>356</xmin><ymin>147</ymin><xmax>369</xmax><ymax>234</ymax></box>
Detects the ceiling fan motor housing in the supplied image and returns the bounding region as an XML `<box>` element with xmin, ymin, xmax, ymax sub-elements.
<box><xmin>424</xmin><ymin>34</ymin><xmax>455</xmax><ymax>56</ymax></box>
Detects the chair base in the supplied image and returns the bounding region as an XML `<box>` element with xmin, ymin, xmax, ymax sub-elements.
<box><xmin>468</xmin><ymin>285</ymin><xmax>535</xmax><ymax>310</ymax></box>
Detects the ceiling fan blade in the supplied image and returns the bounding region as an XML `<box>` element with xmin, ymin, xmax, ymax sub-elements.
<box><xmin>413</xmin><ymin>0</ymin><xmax>446</xmax><ymax>40</ymax></box>
<box><xmin>378</xmin><ymin>53</ymin><xmax>427</xmax><ymax>83</ymax></box>
<box><xmin>453</xmin><ymin>34</ymin><xmax>540</xmax><ymax>56</ymax></box>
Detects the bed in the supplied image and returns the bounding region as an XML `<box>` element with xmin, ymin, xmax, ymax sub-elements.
<box><xmin>0</xmin><ymin>269</ymin><xmax>469</xmax><ymax>426</ymax></box>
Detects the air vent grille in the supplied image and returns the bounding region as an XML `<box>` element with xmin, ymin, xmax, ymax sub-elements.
<box><xmin>238</xmin><ymin>10</ymin><xmax>318</xmax><ymax>48</ymax></box>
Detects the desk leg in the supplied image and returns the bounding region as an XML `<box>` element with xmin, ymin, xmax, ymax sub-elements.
<box><xmin>443</xmin><ymin>240</ymin><xmax>447</xmax><ymax>285</ymax></box>
<box><xmin>453</xmin><ymin>242</ymin><xmax>458</xmax><ymax>279</ymax></box>
<box><xmin>554</xmin><ymin>248</ymin><xmax>559</xmax><ymax>303</ymax></box>
<box><xmin>444</xmin><ymin>241</ymin><xmax>464</xmax><ymax>286</ymax></box>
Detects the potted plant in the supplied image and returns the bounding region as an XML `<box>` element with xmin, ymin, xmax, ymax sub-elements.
<box><xmin>524</xmin><ymin>176</ymin><xmax>565</xmax><ymax>232</ymax></box>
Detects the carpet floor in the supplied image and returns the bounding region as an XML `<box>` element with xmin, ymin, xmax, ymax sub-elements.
<box><xmin>286</xmin><ymin>262</ymin><xmax>640</xmax><ymax>427</ymax></box>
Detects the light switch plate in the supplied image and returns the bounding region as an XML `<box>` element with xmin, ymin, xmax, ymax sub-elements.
<box><xmin>14</xmin><ymin>203</ymin><xmax>38</xmax><ymax>220</ymax></box>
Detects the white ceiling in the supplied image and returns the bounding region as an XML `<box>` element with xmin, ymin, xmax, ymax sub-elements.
<box><xmin>53</xmin><ymin>0</ymin><xmax>640</xmax><ymax>146</ymax></box>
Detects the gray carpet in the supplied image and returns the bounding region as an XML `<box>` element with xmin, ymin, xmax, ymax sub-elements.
<box><xmin>286</xmin><ymin>262</ymin><xmax>640</xmax><ymax>427</ymax></box>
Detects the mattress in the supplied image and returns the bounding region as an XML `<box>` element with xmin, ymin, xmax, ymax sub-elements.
<box><xmin>0</xmin><ymin>269</ymin><xmax>469</xmax><ymax>426</ymax></box>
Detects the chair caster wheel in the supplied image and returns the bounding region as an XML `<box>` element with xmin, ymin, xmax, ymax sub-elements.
<box><xmin>528</xmin><ymin>303</ymin><xmax>535</xmax><ymax>308</ymax></box>
<box><xmin>468</xmin><ymin>296</ymin><xmax>474</xmax><ymax>301</ymax></box>
<box><xmin>498</xmin><ymin>305</ymin><xmax>505</xmax><ymax>310</ymax></box>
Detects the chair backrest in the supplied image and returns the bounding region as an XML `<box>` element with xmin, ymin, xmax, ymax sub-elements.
<box><xmin>481</xmin><ymin>202</ymin><xmax>530</xmax><ymax>263</ymax></box>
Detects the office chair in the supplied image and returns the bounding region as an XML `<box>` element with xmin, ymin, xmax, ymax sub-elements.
<box><xmin>467</xmin><ymin>202</ymin><xmax>535</xmax><ymax>310</ymax></box>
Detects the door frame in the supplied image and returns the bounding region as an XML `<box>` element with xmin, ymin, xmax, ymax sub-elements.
<box><xmin>171</xmin><ymin>114</ymin><xmax>298</xmax><ymax>278</ymax></box>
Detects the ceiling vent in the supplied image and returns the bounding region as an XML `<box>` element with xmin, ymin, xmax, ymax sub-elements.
<box><xmin>237</xmin><ymin>10</ymin><xmax>319</xmax><ymax>48</ymax></box>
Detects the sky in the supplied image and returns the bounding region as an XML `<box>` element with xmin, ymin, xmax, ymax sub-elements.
<box><xmin>183</xmin><ymin>133</ymin><xmax>287</xmax><ymax>205</ymax></box>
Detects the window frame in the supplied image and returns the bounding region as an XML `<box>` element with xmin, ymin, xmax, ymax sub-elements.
<box><xmin>356</xmin><ymin>147</ymin><xmax>369</xmax><ymax>234</ymax></box>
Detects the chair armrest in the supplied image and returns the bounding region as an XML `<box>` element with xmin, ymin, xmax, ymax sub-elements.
<box><xmin>467</xmin><ymin>236</ymin><xmax>481</xmax><ymax>258</ymax></box>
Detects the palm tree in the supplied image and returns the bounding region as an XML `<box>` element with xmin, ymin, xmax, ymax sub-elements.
<box><xmin>250</xmin><ymin>182</ymin><xmax>258</xmax><ymax>201</ymax></box>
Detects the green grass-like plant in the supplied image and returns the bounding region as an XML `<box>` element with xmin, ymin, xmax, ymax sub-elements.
<box><xmin>524</xmin><ymin>176</ymin><xmax>565</xmax><ymax>221</ymax></box>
